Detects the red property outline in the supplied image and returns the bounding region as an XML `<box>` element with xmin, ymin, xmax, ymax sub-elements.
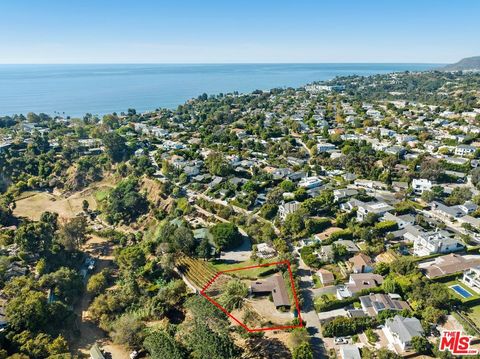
<box><xmin>200</xmin><ymin>260</ymin><xmax>303</xmax><ymax>332</ymax></box>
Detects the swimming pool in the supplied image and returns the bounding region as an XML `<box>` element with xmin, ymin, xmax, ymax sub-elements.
<box><xmin>450</xmin><ymin>284</ymin><xmax>473</xmax><ymax>298</ymax></box>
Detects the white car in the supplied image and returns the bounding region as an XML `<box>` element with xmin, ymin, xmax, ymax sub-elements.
<box><xmin>334</xmin><ymin>337</ymin><xmax>348</xmax><ymax>344</ymax></box>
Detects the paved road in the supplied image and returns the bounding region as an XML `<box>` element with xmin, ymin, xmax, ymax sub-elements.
<box><xmin>298</xmin><ymin>258</ymin><xmax>328</xmax><ymax>358</ymax></box>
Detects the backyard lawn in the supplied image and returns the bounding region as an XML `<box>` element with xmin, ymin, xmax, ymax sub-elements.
<box><xmin>465</xmin><ymin>304</ymin><xmax>480</xmax><ymax>328</ymax></box>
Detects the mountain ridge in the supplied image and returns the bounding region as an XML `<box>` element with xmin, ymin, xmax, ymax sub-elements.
<box><xmin>443</xmin><ymin>56</ymin><xmax>480</xmax><ymax>71</ymax></box>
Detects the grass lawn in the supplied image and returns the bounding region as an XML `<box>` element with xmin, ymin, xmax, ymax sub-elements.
<box><xmin>444</xmin><ymin>280</ymin><xmax>480</xmax><ymax>303</ymax></box>
<box><xmin>465</xmin><ymin>304</ymin><xmax>480</xmax><ymax>328</ymax></box>
<box><xmin>94</xmin><ymin>187</ymin><xmax>111</xmax><ymax>203</ymax></box>
<box><xmin>211</xmin><ymin>259</ymin><xmax>279</xmax><ymax>279</ymax></box>
<box><xmin>313</xmin><ymin>274</ymin><xmax>323</xmax><ymax>288</ymax></box>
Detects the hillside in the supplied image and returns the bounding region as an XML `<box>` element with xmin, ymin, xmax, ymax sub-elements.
<box><xmin>443</xmin><ymin>56</ymin><xmax>480</xmax><ymax>71</ymax></box>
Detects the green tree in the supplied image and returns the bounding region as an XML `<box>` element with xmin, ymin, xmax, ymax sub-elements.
<box><xmin>58</xmin><ymin>216</ymin><xmax>88</xmax><ymax>251</ymax></box>
<box><xmin>110</xmin><ymin>313</ymin><xmax>146</xmax><ymax>349</ymax></box>
<box><xmin>105</xmin><ymin>177</ymin><xmax>149</xmax><ymax>224</ymax></box>
<box><xmin>205</xmin><ymin>152</ymin><xmax>232</xmax><ymax>176</ymax></box>
<box><xmin>196</xmin><ymin>237</ymin><xmax>212</xmax><ymax>260</ymax></box>
<box><xmin>219</xmin><ymin>279</ymin><xmax>248</xmax><ymax>311</ymax></box>
<box><xmin>211</xmin><ymin>222</ymin><xmax>242</xmax><ymax>251</ymax></box>
<box><xmin>87</xmin><ymin>270</ymin><xmax>111</xmax><ymax>296</ymax></box>
<box><xmin>292</xmin><ymin>342</ymin><xmax>313</xmax><ymax>359</ymax></box>
<box><xmin>283</xmin><ymin>209</ymin><xmax>308</xmax><ymax>236</ymax></box>
<box><xmin>411</xmin><ymin>336</ymin><xmax>431</xmax><ymax>354</ymax></box>
<box><xmin>103</xmin><ymin>132</ymin><xmax>129</xmax><ymax>162</ymax></box>
<box><xmin>184</xmin><ymin>321</ymin><xmax>239</xmax><ymax>359</ymax></box>
<box><xmin>39</xmin><ymin>267</ymin><xmax>83</xmax><ymax>304</ymax></box>
<box><xmin>6</xmin><ymin>291</ymin><xmax>49</xmax><ymax>332</ymax></box>
<box><xmin>144</xmin><ymin>330</ymin><xmax>185</xmax><ymax>359</ymax></box>
<box><xmin>116</xmin><ymin>246</ymin><xmax>146</xmax><ymax>274</ymax></box>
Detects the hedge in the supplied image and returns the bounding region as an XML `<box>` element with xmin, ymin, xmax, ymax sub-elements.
<box><xmin>374</xmin><ymin>221</ymin><xmax>398</xmax><ymax>233</ymax></box>
<box><xmin>323</xmin><ymin>229</ymin><xmax>353</xmax><ymax>245</ymax></box>
<box><xmin>429</xmin><ymin>272</ymin><xmax>461</xmax><ymax>283</ymax></box>
<box><xmin>322</xmin><ymin>316</ymin><xmax>379</xmax><ymax>337</ymax></box>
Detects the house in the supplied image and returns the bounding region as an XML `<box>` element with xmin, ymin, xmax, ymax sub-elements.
<box><xmin>413</xmin><ymin>232</ymin><xmax>464</xmax><ymax>256</ymax></box>
<box><xmin>392</xmin><ymin>181</ymin><xmax>408</xmax><ymax>192</ymax></box>
<box><xmin>424</xmin><ymin>253</ymin><xmax>480</xmax><ymax>279</ymax></box>
<box><xmin>411</xmin><ymin>178</ymin><xmax>433</xmax><ymax>194</ymax></box>
<box><xmin>339</xmin><ymin>345</ymin><xmax>361</xmax><ymax>359</ymax></box>
<box><xmin>336</xmin><ymin>273</ymin><xmax>384</xmax><ymax>299</ymax></box>
<box><xmin>430</xmin><ymin>201</ymin><xmax>465</xmax><ymax>221</ymax></box>
<box><xmin>458</xmin><ymin>215</ymin><xmax>480</xmax><ymax>231</ymax></box>
<box><xmin>271</xmin><ymin>168</ymin><xmax>293</xmax><ymax>180</ymax></box>
<box><xmin>385</xmin><ymin>145</ymin><xmax>406</xmax><ymax>157</ymax></box>
<box><xmin>463</xmin><ymin>266</ymin><xmax>480</xmax><ymax>293</ymax></box>
<box><xmin>317</xmin><ymin>245</ymin><xmax>334</xmax><ymax>262</ymax></box>
<box><xmin>455</xmin><ymin>144</ymin><xmax>476</xmax><ymax>157</ymax></box>
<box><xmin>359</xmin><ymin>293</ymin><xmax>410</xmax><ymax>316</ymax></box>
<box><xmin>298</xmin><ymin>176</ymin><xmax>322</xmax><ymax>189</ymax></box>
<box><xmin>356</xmin><ymin>200</ymin><xmax>393</xmax><ymax>222</ymax></box>
<box><xmin>317</xmin><ymin>142</ymin><xmax>336</xmax><ymax>152</ymax></box>
<box><xmin>333</xmin><ymin>189</ymin><xmax>358</xmax><ymax>202</ymax></box>
<box><xmin>278</xmin><ymin>201</ymin><xmax>300</xmax><ymax>221</ymax></box>
<box><xmin>250</xmin><ymin>274</ymin><xmax>290</xmax><ymax>309</ymax></box>
<box><xmin>383</xmin><ymin>212</ymin><xmax>415</xmax><ymax>230</ymax></box>
<box><xmin>336</xmin><ymin>240</ymin><xmax>360</xmax><ymax>253</ymax></box>
<box><xmin>256</xmin><ymin>242</ymin><xmax>277</xmax><ymax>259</ymax></box>
<box><xmin>317</xmin><ymin>269</ymin><xmax>335</xmax><ymax>286</ymax></box>
<box><xmin>459</xmin><ymin>201</ymin><xmax>478</xmax><ymax>215</ymax></box>
<box><xmin>383</xmin><ymin>315</ymin><xmax>424</xmax><ymax>352</ymax></box>
<box><xmin>349</xmin><ymin>253</ymin><xmax>374</xmax><ymax>273</ymax></box>
<box><xmin>208</xmin><ymin>176</ymin><xmax>223</xmax><ymax>188</ymax></box>
<box><xmin>314</xmin><ymin>227</ymin><xmax>344</xmax><ymax>242</ymax></box>
<box><xmin>354</xmin><ymin>179</ymin><xmax>388</xmax><ymax>190</ymax></box>
<box><xmin>399</xmin><ymin>225</ymin><xmax>424</xmax><ymax>242</ymax></box>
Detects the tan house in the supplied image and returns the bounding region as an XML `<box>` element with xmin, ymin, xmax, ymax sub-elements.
<box><xmin>423</xmin><ymin>253</ymin><xmax>480</xmax><ymax>279</ymax></box>
<box><xmin>250</xmin><ymin>274</ymin><xmax>290</xmax><ymax>309</ymax></box>
<box><xmin>317</xmin><ymin>269</ymin><xmax>335</xmax><ymax>286</ymax></box>
<box><xmin>349</xmin><ymin>253</ymin><xmax>374</xmax><ymax>273</ymax></box>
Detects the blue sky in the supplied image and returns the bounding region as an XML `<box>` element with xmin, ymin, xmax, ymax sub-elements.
<box><xmin>0</xmin><ymin>0</ymin><xmax>478</xmax><ymax>64</ymax></box>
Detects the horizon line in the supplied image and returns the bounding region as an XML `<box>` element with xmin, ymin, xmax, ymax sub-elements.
<box><xmin>0</xmin><ymin>61</ymin><xmax>446</xmax><ymax>66</ymax></box>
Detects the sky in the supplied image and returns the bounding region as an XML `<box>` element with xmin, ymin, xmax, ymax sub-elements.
<box><xmin>0</xmin><ymin>0</ymin><xmax>479</xmax><ymax>64</ymax></box>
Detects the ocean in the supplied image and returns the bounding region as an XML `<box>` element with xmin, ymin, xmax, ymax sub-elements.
<box><xmin>0</xmin><ymin>63</ymin><xmax>440</xmax><ymax>117</ymax></box>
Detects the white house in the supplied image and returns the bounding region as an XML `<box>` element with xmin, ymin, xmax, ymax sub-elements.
<box><xmin>336</xmin><ymin>273</ymin><xmax>384</xmax><ymax>299</ymax></box>
<box><xmin>413</xmin><ymin>232</ymin><xmax>464</xmax><ymax>256</ymax></box>
<box><xmin>383</xmin><ymin>315</ymin><xmax>424</xmax><ymax>352</ymax></box>
<box><xmin>356</xmin><ymin>201</ymin><xmax>393</xmax><ymax>222</ymax></box>
<box><xmin>463</xmin><ymin>266</ymin><xmax>480</xmax><ymax>293</ymax></box>
<box><xmin>278</xmin><ymin>201</ymin><xmax>300</xmax><ymax>221</ymax></box>
<box><xmin>316</xmin><ymin>142</ymin><xmax>337</xmax><ymax>152</ymax></box>
<box><xmin>455</xmin><ymin>145</ymin><xmax>476</xmax><ymax>157</ymax></box>
<box><xmin>298</xmin><ymin>176</ymin><xmax>322</xmax><ymax>189</ymax></box>
<box><xmin>411</xmin><ymin>178</ymin><xmax>433</xmax><ymax>194</ymax></box>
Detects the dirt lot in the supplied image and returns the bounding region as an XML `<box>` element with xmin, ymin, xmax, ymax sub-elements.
<box><xmin>14</xmin><ymin>183</ymin><xmax>111</xmax><ymax>220</ymax></box>
<box><xmin>244</xmin><ymin>297</ymin><xmax>293</xmax><ymax>325</ymax></box>
<box><xmin>14</xmin><ymin>190</ymin><xmax>97</xmax><ymax>220</ymax></box>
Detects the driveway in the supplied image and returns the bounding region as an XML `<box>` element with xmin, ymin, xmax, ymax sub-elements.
<box><xmin>220</xmin><ymin>237</ymin><xmax>252</xmax><ymax>263</ymax></box>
